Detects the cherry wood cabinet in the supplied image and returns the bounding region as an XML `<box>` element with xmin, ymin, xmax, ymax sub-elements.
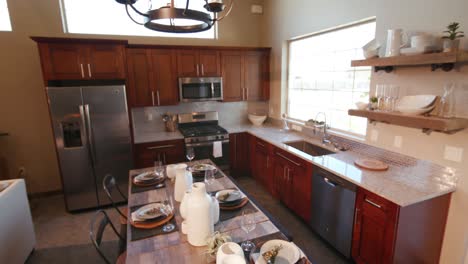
<box><xmin>33</xmin><ymin>37</ymin><xmax>127</xmax><ymax>81</ymax></box>
<box><xmin>177</xmin><ymin>49</ymin><xmax>220</xmax><ymax>77</ymax></box>
<box><xmin>352</xmin><ymin>188</ymin><xmax>451</xmax><ymax>264</ymax></box>
<box><xmin>250</xmin><ymin>136</ymin><xmax>272</xmax><ymax>190</ymax></box>
<box><xmin>221</xmin><ymin>51</ymin><xmax>244</xmax><ymax>102</ymax></box>
<box><xmin>229</xmin><ymin>132</ymin><xmax>250</xmax><ymax>177</ymax></box>
<box><xmin>126</xmin><ymin>48</ymin><xmax>178</xmax><ymax>108</ymax></box>
<box><xmin>272</xmin><ymin>147</ymin><xmax>312</xmax><ymax>221</ymax></box>
<box><xmin>134</xmin><ymin>140</ymin><xmax>185</xmax><ymax>169</ymax></box>
<box><xmin>221</xmin><ymin>49</ymin><xmax>270</xmax><ymax>102</ymax></box>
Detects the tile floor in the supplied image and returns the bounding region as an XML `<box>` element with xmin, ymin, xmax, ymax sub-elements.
<box><xmin>26</xmin><ymin>176</ymin><xmax>350</xmax><ymax>264</ymax></box>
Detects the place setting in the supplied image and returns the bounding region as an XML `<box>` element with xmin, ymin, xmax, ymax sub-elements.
<box><xmin>129</xmin><ymin>188</ymin><xmax>179</xmax><ymax>241</ymax></box>
<box><xmin>213</xmin><ymin>188</ymin><xmax>258</xmax><ymax>222</ymax></box>
<box><xmin>191</xmin><ymin>163</ymin><xmax>225</xmax><ymax>182</ymax></box>
<box><xmin>131</xmin><ymin>161</ymin><xmax>167</xmax><ymax>194</ymax></box>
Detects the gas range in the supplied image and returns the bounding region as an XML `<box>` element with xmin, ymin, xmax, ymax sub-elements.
<box><xmin>178</xmin><ymin>112</ymin><xmax>229</xmax><ymax>146</ymax></box>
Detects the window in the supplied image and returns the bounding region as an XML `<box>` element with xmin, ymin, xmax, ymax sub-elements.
<box><xmin>0</xmin><ymin>0</ymin><xmax>12</xmax><ymax>31</ymax></box>
<box><xmin>287</xmin><ymin>19</ymin><xmax>376</xmax><ymax>136</ymax></box>
<box><xmin>60</xmin><ymin>0</ymin><xmax>215</xmax><ymax>39</ymax></box>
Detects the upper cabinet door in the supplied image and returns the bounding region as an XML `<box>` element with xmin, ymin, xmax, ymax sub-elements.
<box><xmin>87</xmin><ymin>44</ymin><xmax>126</xmax><ymax>79</ymax></box>
<box><xmin>244</xmin><ymin>51</ymin><xmax>268</xmax><ymax>101</ymax></box>
<box><xmin>199</xmin><ymin>50</ymin><xmax>220</xmax><ymax>76</ymax></box>
<box><xmin>39</xmin><ymin>43</ymin><xmax>86</xmax><ymax>80</ymax></box>
<box><xmin>177</xmin><ymin>50</ymin><xmax>199</xmax><ymax>77</ymax></box>
<box><xmin>221</xmin><ymin>51</ymin><xmax>244</xmax><ymax>102</ymax></box>
<box><xmin>151</xmin><ymin>49</ymin><xmax>179</xmax><ymax>106</ymax></box>
<box><xmin>126</xmin><ymin>49</ymin><xmax>154</xmax><ymax>108</ymax></box>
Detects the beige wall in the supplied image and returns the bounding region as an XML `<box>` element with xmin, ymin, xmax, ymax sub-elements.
<box><xmin>0</xmin><ymin>0</ymin><xmax>265</xmax><ymax>194</ymax></box>
<box><xmin>263</xmin><ymin>0</ymin><xmax>468</xmax><ymax>263</ymax></box>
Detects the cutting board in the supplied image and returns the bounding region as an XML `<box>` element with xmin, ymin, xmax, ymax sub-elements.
<box><xmin>354</xmin><ymin>158</ymin><xmax>389</xmax><ymax>171</ymax></box>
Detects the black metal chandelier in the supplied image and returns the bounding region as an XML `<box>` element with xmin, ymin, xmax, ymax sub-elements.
<box><xmin>116</xmin><ymin>0</ymin><xmax>235</xmax><ymax>33</ymax></box>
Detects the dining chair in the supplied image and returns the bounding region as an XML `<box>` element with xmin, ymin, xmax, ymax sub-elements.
<box><xmin>103</xmin><ymin>174</ymin><xmax>128</xmax><ymax>223</ymax></box>
<box><xmin>89</xmin><ymin>210</ymin><xmax>126</xmax><ymax>264</ymax></box>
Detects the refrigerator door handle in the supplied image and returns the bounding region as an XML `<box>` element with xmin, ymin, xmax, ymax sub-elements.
<box><xmin>84</xmin><ymin>104</ymin><xmax>97</xmax><ymax>165</ymax></box>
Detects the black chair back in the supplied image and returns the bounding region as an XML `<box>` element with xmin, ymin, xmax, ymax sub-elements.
<box><xmin>103</xmin><ymin>174</ymin><xmax>128</xmax><ymax>220</ymax></box>
<box><xmin>89</xmin><ymin>210</ymin><xmax>124</xmax><ymax>264</ymax></box>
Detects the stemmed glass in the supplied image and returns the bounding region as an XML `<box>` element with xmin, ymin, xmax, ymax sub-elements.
<box><xmin>161</xmin><ymin>188</ymin><xmax>175</xmax><ymax>233</ymax></box>
<box><xmin>154</xmin><ymin>160</ymin><xmax>164</xmax><ymax>178</ymax></box>
<box><xmin>204</xmin><ymin>169</ymin><xmax>216</xmax><ymax>191</ymax></box>
<box><xmin>240</xmin><ymin>209</ymin><xmax>257</xmax><ymax>252</ymax></box>
<box><xmin>375</xmin><ymin>84</ymin><xmax>385</xmax><ymax>111</ymax></box>
<box><xmin>186</xmin><ymin>147</ymin><xmax>195</xmax><ymax>170</ymax></box>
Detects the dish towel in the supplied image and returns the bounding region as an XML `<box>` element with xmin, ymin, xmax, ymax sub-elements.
<box><xmin>213</xmin><ymin>141</ymin><xmax>223</xmax><ymax>158</ymax></box>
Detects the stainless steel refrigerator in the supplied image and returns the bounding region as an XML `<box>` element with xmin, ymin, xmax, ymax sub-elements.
<box><xmin>46</xmin><ymin>84</ymin><xmax>132</xmax><ymax>211</ymax></box>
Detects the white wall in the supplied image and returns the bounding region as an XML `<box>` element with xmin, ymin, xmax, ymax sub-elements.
<box><xmin>263</xmin><ymin>0</ymin><xmax>468</xmax><ymax>263</ymax></box>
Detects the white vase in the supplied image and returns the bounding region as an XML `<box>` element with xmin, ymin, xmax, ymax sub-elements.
<box><xmin>174</xmin><ymin>164</ymin><xmax>193</xmax><ymax>202</ymax></box>
<box><xmin>211</xmin><ymin>196</ymin><xmax>220</xmax><ymax>224</ymax></box>
<box><xmin>186</xmin><ymin>182</ymin><xmax>214</xmax><ymax>246</ymax></box>
<box><xmin>180</xmin><ymin>190</ymin><xmax>192</xmax><ymax>220</ymax></box>
<box><xmin>216</xmin><ymin>242</ymin><xmax>244</xmax><ymax>264</ymax></box>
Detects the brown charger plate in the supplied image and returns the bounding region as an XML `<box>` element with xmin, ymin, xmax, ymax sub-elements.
<box><xmin>133</xmin><ymin>176</ymin><xmax>165</xmax><ymax>187</ymax></box>
<box><xmin>130</xmin><ymin>212</ymin><xmax>174</xmax><ymax>229</ymax></box>
<box><xmin>219</xmin><ymin>197</ymin><xmax>249</xmax><ymax>210</ymax></box>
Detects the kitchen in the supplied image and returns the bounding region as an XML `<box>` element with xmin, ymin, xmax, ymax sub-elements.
<box><xmin>0</xmin><ymin>0</ymin><xmax>467</xmax><ymax>264</ymax></box>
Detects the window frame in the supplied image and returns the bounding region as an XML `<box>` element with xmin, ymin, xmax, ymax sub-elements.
<box><xmin>58</xmin><ymin>0</ymin><xmax>217</xmax><ymax>39</ymax></box>
<box><xmin>285</xmin><ymin>17</ymin><xmax>376</xmax><ymax>138</ymax></box>
<box><xmin>0</xmin><ymin>0</ymin><xmax>12</xmax><ymax>32</ymax></box>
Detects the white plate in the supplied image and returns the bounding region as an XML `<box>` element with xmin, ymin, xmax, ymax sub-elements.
<box><xmin>396</xmin><ymin>95</ymin><xmax>436</xmax><ymax>110</ymax></box>
<box><xmin>397</xmin><ymin>105</ymin><xmax>435</xmax><ymax>115</ymax></box>
<box><xmin>400</xmin><ymin>46</ymin><xmax>436</xmax><ymax>55</ymax></box>
<box><xmin>134</xmin><ymin>171</ymin><xmax>158</xmax><ymax>182</ymax></box>
<box><xmin>192</xmin><ymin>164</ymin><xmax>218</xmax><ymax>173</ymax></box>
<box><xmin>134</xmin><ymin>203</ymin><xmax>165</xmax><ymax>220</ymax></box>
<box><xmin>215</xmin><ymin>189</ymin><xmax>244</xmax><ymax>203</ymax></box>
<box><xmin>256</xmin><ymin>240</ymin><xmax>300</xmax><ymax>264</ymax></box>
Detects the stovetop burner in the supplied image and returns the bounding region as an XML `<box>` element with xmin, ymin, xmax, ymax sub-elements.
<box><xmin>179</xmin><ymin>125</ymin><xmax>228</xmax><ymax>138</ymax></box>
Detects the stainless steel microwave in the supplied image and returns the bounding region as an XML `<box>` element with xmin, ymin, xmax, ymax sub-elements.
<box><xmin>179</xmin><ymin>77</ymin><xmax>223</xmax><ymax>102</ymax></box>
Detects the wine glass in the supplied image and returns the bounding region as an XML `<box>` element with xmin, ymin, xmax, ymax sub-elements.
<box><xmin>204</xmin><ymin>169</ymin><xmax>216</xmax><ymax>190</ymax></box>
<box><xmin>186</xmin><ymin>147</ymin><xmax>195</xmax><ymax>170</ymax></box>
<box><xmin>240</xmin><ymin>209</ymin><xmax>256</xmax><ymax>252</ymax></box>
<box><xmin>161</xmin><ymin>188</ymin><xmax>175</xmax><ymax>233</ymax></box>
<box><xmin>375</xmin><ymin>84</ymin><xmax>385</xmax><ymax>111</ymax></box>
<box><xmin>154</xmin><ymin>160</ymin><xmax>164</xmax><ymax>178</ymax></box>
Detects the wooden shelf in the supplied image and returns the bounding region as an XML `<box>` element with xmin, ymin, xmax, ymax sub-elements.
<box><xmin>348</xmin><ymin>109</ymin><xmax>468</xmax><ymax>134</ymax></box>
<box><xmin>351</xmin><ymin>51</ymin><xmax>468</xmax><ymax>72</ymax></box>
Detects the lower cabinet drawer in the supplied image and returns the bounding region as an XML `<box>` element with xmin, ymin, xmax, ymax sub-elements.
<box><xmin>134</xmin><ymin>139</ymin><xmax>185</xmax><ymax>168</ymax></box>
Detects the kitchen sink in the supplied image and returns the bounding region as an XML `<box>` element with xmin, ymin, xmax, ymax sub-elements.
<box><xmin>284</xmin><ymin>140</ymin><xmax>335</xmax><ymax>157</ymax></box>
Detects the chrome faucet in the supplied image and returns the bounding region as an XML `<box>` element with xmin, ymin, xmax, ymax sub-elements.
<box><xmin>314</xmin><ymin>112</ymin><xmax>331</xmax><ymax>145</ymax></box>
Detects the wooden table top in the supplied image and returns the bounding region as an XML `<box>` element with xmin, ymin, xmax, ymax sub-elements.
<box><xmin>126</xmin><ymin>159</ymin><xmax>300</xmax><ymax>264</ymax></box>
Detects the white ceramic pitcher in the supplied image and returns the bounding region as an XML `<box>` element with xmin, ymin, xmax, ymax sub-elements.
<box><xmin>385</xmin><ymin>29</ymin><xmax>405</xmax><ymax>57</ymax></box>
<box><xmin>174</xmin><ymin>164</ymin><xmax>193</xmax><ymax>202</ymax></box>
<box><xmin>186</xmin><ymin>182</ymin><xmax>215</xmax><ymax>246</ymax></box>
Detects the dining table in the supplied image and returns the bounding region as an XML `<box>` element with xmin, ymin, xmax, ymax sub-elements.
<box><xmin>125</xmin><ymin>159</ymin><xmax>311</xmax><ymax>264</ymax></box>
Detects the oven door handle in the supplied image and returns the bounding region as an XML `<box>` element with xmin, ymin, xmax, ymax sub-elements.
<box><xmin>186</xmin><ymin>140</ymin><xmax>229</xmax><ymax>147</ymax></box>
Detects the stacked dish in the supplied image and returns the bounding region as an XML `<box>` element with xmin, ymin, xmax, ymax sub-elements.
<box><xmin>256</xmin><ymin>239</ymin><xmax>303</xmax><ymax>264</ymax></box>
<box><xmin>130</xmin><ymin>203</ymin><xmax>173</xmax><ymax>228</ymax></box>
<box><xmin>215</xmin><ymin>189</ymin><xmax>248</xmax><ymax>210</ymax></box>
<box><xmin>133</xmin><ymin>171</ymin><xmax>165</xmax><ymax>186</ymax></box>
<box><xmin>395</xmin><ymin>95</ymin><xmax>437</xmax><ymax>115</ymax></box>
<box><xmin>191</xmin><ymin>163</ymin><xmax>218</xmax><ymax>178</ymax></box>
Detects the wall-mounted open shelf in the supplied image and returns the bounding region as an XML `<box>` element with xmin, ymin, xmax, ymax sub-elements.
<box><xmin>351</xmin><ymin>51</ymin><xmax>468</xmax><ymax>72</ymax></box>
<box><xmin>348</xmin><ymin>109</ymin><xmax>468</xmax><ymax>134</ymax></box>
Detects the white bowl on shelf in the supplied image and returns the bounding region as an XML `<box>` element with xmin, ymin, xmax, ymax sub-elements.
<box><xmin>396</xmin><ymin>105</ymin><xmax>435</xmax><ymax>115</ymax></box>
<box><xmin>362</xmin><ymin>39</ymin><xmax>381</xmax><ymax>59</ymax></box>
<box><xmin>396</xmin><ymin>95</ymin><xmax>437</xmax><ymax>110</ymax></box>
<box><xmin>355</xmin><ymin>102</ymin><xmax>368</xmax><ymax>110</ymax></box>
<box><xmin>248</xmin><ymin>114</ymin><xmax>267</xmax><ymax>126</ymax></box>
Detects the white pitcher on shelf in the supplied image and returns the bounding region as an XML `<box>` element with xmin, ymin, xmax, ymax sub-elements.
<box><xmin>385</xmin><ymin>29</ymin><xmax>406</xmax><ymax>57</ymax></box>
<box><xmin>186</xmin><ymin>182</ymin><xmax>219</xmax><ymax>246</ymax></box>
<box><xmin>174</xmin><ymin>164</ymin><xmax>193</xmax><ymax>202</ymax></box>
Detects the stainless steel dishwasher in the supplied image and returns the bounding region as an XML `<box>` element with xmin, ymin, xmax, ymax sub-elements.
<box><xmin>310</xmin><ymin>166</ymin><xmax>356</xmax><ymax>258</ymax></box>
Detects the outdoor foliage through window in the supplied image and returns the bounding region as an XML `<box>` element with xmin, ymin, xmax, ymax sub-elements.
<box><xmin>0</xmin><ymin>0</ymin><xmax>12</xmax><ymax>31</ymax></box>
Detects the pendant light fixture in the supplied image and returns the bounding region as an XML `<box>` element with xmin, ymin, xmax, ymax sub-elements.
<box><xmin>116</xmin><ymin>0</ymin><xmax>235</xmax><ymax>33</ymax></box>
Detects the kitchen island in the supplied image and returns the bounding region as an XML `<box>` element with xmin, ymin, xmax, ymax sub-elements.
<box><xmin>126</xmin><ymin>159</ymin><xmax>310</xmax><ymax>264</ymax></box>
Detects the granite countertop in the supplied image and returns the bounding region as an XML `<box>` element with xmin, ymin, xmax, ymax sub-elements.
<box><xmin>132</xmin><ymin>124</ymin><xmax>458</xmax><ymax>206</ymax></box>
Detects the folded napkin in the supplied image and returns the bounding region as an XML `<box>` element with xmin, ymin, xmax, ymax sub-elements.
<box><xmin>213</xmin><ymin>141</ymin><xmax>223</xmax><ymax>158</ymax></box>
